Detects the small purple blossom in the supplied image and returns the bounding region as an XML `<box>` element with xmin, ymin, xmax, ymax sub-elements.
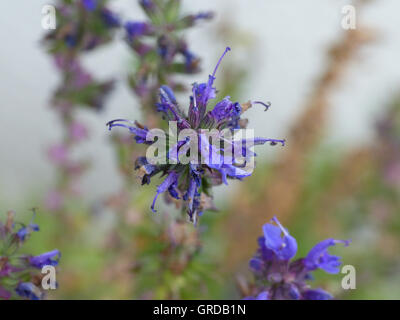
<box><xmin>15</xmin><ymin>282</ymin><xmax>43</xmax><ymax>300</ymax></box>
<box><xmin>69</xmin><ymin>121</ymin><xmax>88</xmax><ymax>142</ymax></box>
<box><xmin>263</xmin><ymin>216</ymin><xmax>297</xmax><ymax>260</ymax></box>
<box><xmin>302</xmin><ymin>288</ymin><xmax>333</xmax><ymax>300</ymax></box>
<box><xmin>81</xmin><ymin>0</ymin><xmax>97</xmax><ymax>12</ymax></box>
<box><xmin>125</xmin><ymin>22</ymin><xmax>153</xmax><ymax>41</ymax></box>
<box><xmin>0</xmin><ymin>286</ymin><xmax>11</xmax><ymax>300</ymax></box>
<box><xmin>15</xmin><ymin>211</ymin><xmax>39</xmax><ymax>242</ymax></box>
<box><xmin>101</xmin><ymin>9</ymin><xmax>121</xmax><ymax>28</ymax></box>
<box><xmin>139</xmin><ymin>0</ymin><xmax>155</xmax><ymax>10</ymax></box>
<box><xmin>44</xmin><ymin>190</ymin><xmax>64</xmax><ymax>211</ymax></box>
<box><xmin>304</xmin><ymin>238</ymin><xmax>350</xmax><ymax>273</ymax></box>
<box><xmin>245</xmin><ymin>217</ymin><xmax>350</xmax><ymax>300</ymax></box>
<box><xmin>28</xmin><ymin>249</ymin><xmax>61</xmax><ymax>269</ymax></box>
<box><xmin>48</xmin><ymin>144</ymin><xmax>68</xmax><ymax>165</ymax></box>
<box><xmin>16</xmin><ymin>223</ymin><xmax>39</xmax><ymax>242</ymax></box>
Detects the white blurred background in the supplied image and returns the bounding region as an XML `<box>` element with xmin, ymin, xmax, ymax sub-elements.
<box><xmin>1</xmin><ymin>0</ymin><xmax>399</xmax><ymax>207</ymax></box>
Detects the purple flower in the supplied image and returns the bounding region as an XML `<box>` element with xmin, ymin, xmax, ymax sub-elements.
<box><xmin>125</xmin><ymin>22</ymin><xmax>153</xmax><ymax>41</ymax></box>
<box><xmin>44</xmin><ymin>190</ymin><xmax>64</xmax><ymax>211</ymax></box>
<box><xmin>15</xmin><ymin>211</ymin><xmax>39</xmax><ymax>242</ymax></box>
<box><xmin>29</xmin><ymin>249</ymin><xmax>61</xmax><ymax>269</ymax></box>
<box><xmin>48</xmin><ymin>144</ymin><xmax>68</xmax><ymax>165</ymax></box>
<box><xmin>15</xmin><ymin>282</ymin><xmax>43</xmax><ymax>300</ymax></box>
<box><xmin>245</xmin><ymin>218</ymin><xmax>350</xmax><ymax>300</ymax></box>
<box><xmin>181</xmin><ymin>12</ymin><xmax>214</xmax><ymax>28</ymax></box>
<box><xmin>101</xmin><ymin>9</ymin><xmax>121</xmax><ymax>28</ymax></box>
<box><xmin>263</xmin><ymin>217</ymin><xmax>298</xmax><ymax>260</ymax></box>
<box><xmin>0</xmin><ymin>262</ymin><xmax>19</xmax><ymax>278</ymax></box>
<box><xmin>64</xmin><ymin>34</ymin><xmax>78</xmax><ymax>48</ymax></box>
<box><xmin>139</xmin><ymin>0</ymin><xmax>156</xmax><ymax>11</ymax></box>
<box><xmin>81</xmin><ymin>0</ymin><xmax>97</xmax><ymax>12</ymax></box>
<box><xmin>304</xmin><ymin>239</ymin><xmax>351</xmax><ymax>274</ymax></box>
<box><xmin>0</xmin><ymin>286</ymin><xmax>11</xmax><ymax>300</ymax></box>
<box><xmin>16</xmin><ymin>223</ymin><xmax>39</xmax><ymax>242</ymax></box>
<box><xmin>303</xmin><ymin>289</ymin><xmax>333</xmax><ymax>300</ymax></box>
<box><xmin>69</xmin><ymin>121</ymin><xmax>88</xmax><ymax>142</ymax></box>
<box><xmin>107</xmin><ymin>47</ymin><xmax>285</xmax><ymax>220</ymax></box>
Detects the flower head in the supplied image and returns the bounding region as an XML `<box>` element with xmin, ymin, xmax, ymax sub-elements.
<box><xmin>28</xmin><ymin>249</ymin><xmax>61</xmax><ymax>269</ymax></box>
<box><xmin>107</xmin><ymin>48</ymin><xmax>285</xmax><ymax>221</ymax></box>
<box><xmin>81</xmin><ymin>0</ymin><xmax>97</xmax><ymax>12</ymax></box>
<box><xmin>263</xmin><ymin>216</ymin><xmax>297</xmax><ymax>260</ymax></box>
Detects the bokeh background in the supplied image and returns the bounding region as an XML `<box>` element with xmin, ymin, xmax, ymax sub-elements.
<box><xmin>1</xmin><ymin>0</ymin><xmax>400</xmax><ymax>299</ymax></box>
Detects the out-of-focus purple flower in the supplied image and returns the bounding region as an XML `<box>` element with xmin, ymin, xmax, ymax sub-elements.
<box><xmin>15</xmin><ymin>211</ymin><xmax>39</xmax><ymax>242</ymax></box>
<box><xmin>182</xmin><ymin>49</ymin><xmax>199</xmax><ymax>73</ymax></box>
<box><xmin>139</xmin><ymin>0</ymin><xmax>155</xmax><ymax>10</ymax></box>
<box><xmin>16</xmin><ymin>223</ymin><xmax>39</xmax><ymax>242</ymax></box>
<box><xmin>64</xmin><ymin>34</ymin><xmax>78</xmax><ymax>48</ymax></box>
<box><xmin>384</xmin><ymin>161</ymin><xmax>400</xmax><ymax>187</ymax></box>
<box><xmin>15</xmin><ymin>282</ymin><xmax>43</xmax><ymax>300</ymax></box>
<box><xmin>0</xmin><ymin>286</ymin><xmax>11</xmax><ymax>300</ymax></box>
<box><xmin>245</xmin><ymin>217</ymin><xmax>350</xmax><ymax>300</ymax></box>
<box><xmin>69</xmin><ymin>121</ymin><xmax>88</xmax><ymax>142</ymax></box>
<box><xmin>101</xmin><ymin>9</ymin><xmax>121</xmax><ymax>28</ymax></box>
<box><xmin>48</xmin><ymin>144</ymin><xmax>68</xmax><ymax>165</ymax></box>
<box><xmin>125</xmin><ymin>22</ymin><xmax>153</xmax><ymax>41</ymax></box>
<box><xmin>44</xmin><ymin>190</ymin><xmax>64</xmax><ymax>211</ymax></box>
<box><xmin>81</xmin><ymin>0</ymin><xmax>97</xmax><ymax>12</ymax></box>
<box><xmin>28</xmin><ymin>249</ymin><xmax>61</xmax><ymax>269</ymax></box>
<box><xmin>303</xmin><ymin>289</ymin><xmax>333</xmax><ymax>300</ymax></box>
<box><xmin>0</xmin><ymin>261</ymin><xmax>19</xmax><ymax>278</ymax></box>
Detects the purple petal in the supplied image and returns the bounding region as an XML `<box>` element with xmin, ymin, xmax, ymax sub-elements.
<box><xmin>304</xmin><ymin>239</ymin><xmax>350</xmax><ymax>274</ymax></box>
<box><xmin>303</xmin><ymin>288</ymin><xmax>333</xmax><ymax>300</ymax></box>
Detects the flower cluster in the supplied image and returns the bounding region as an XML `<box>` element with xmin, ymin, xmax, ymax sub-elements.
<box><xmin>44</xmin><ymin>0</ymin><xmax>119</xmax><ymax>113</ymax></box>
<box><xmin>43</xmin><ymin>0</ymin><xmax>120</xmax><ymax>211</ymax></box>
<box><xmin>244</xmin><ymin>217</ymin><xmax>350</xmax><ymax>300</ymax></box>
<box><xmin>124</xmin><ymin>0</ymin><xmax>213</xmax><ymax>112</ymax></box>
<box><xmin>0</xmin><ymin>211</ymin><xmax>61</xmax><ymax>300</ymax></box>
<box><xmin>51</xmin><ymin>54</ymin><xmax>115</xmax><ymax>113</ymax></box>
<box><xmin>108</xmin><ymin>48</ymin><xmax>285</xmax><ymax>222</ymax></box>
<box><xmin>44</xmin><ymin>0</ymin><xmax>120</xmax><ymax>54</ymax></box>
